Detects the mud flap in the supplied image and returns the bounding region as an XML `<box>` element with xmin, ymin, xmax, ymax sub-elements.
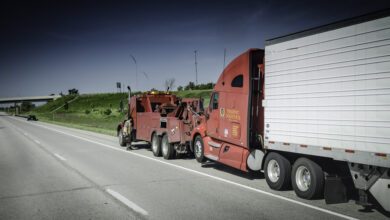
<box><xmin>324</xmin><ymin>176</ymin><xmax>348</xmax><ymax>204</ymax></box>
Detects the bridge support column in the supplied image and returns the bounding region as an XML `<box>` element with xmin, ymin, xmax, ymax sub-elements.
<box><xmin>14</xmin><ymin>102</ymin><xmax>19</xmax><ymax>115</ymax></box>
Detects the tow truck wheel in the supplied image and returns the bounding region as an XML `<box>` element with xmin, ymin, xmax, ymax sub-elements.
<box><xmin>194</xmin><ymin>135</ymin><xmax>206</xmax><ymax>163</ymax></box>
<box><xmin>162</xmin><ymin>134</ymin><xmax>174</xmax><ymax>160</ymax></box>
<box><xmin>118</xmin><ymin>130</ymin><xmax>126</xmax><ymax>147</ymax></box>
<box><xmin>151</xmin><ymin>133</ymin><xmax>162</xmax><ymax>157</ymax></box>
<box><xmin>264</xmin><ymin>152</ymin><xmax>291</xmax><ymax>190</ymax></box>
<box><xmin>292</xmin><ymin>158</ymin><xmax>324</xmax><ymax>199</ymax></box>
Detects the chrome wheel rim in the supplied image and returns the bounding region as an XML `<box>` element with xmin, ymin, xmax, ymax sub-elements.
<box><xmin>194</xmin><ymin>140</ymin><xmax>202</xmax><ymax>158</ymax></box>
<box><xmin>162</xmin><ymin>137</ymin><xmax>168</xmax><ymax>156</ymax></box>
<box><xmin>152</xmin><ymin>135</ymin><xmax>158</xmax><ymax>153</ymax></box>
<box><xmin>296</xmin><ymin>166</ymin><xmax>311</xmax><ymax>191</ymax></box>
<box><xmin>267</xmin><ymin>159</ymin><xmax>280</xmax><ymax>183</ymax></box>
<box><xmin>119</xmin><ymin>132</ymin><xmax>123</xmax><ymax>144</ymax></box>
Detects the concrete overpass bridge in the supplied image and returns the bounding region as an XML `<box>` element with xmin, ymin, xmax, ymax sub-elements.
<box><xmin>0</xmin><ymin>95</ymin><xmax>61</xmax><ymax>114</ymax></box>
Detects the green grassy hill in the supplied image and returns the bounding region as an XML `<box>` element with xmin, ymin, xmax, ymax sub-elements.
<box><xmin>26</xmin><ymin>90</ymin><xmax>212</xmax><ymax>136</ymax></box>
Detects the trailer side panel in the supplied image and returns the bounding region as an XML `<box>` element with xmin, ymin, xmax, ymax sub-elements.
<box><xmin>264</xmin><ymin>15</ymin><xmax>390</xmax><ymax>166</ymax></box>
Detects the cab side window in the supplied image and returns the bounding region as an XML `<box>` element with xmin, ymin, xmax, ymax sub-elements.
<box><xmin>209</xmin><ymin>92</ymin><xmax>219</xmax><ymax>112</ymax></box>
<box><xmin>231</xmin><ymin>74</ymin><xmax>243</xmax><ymax>87</ymax></box>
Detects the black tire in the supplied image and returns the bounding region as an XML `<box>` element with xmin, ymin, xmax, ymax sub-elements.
<box><xmin>292</xmin><ymin>157</ymin><xmax>324</xmax><ymax>199</ymax></box>
<box><xmin>151</xmin><ymin>133</ymin><xmax>162</xmax><ymax>157</ymax></box>
<box><xmin>118</xmin><ymin>130</ymin><xmax>126</xmax><ymax>147</ymax></box>
<box><xmin>264</xmin><ymin>152</ymin><xmax>292</xmax><ymax>190</ymax></box>
<box><xmin>194</xmin><ymin>135</ymin><xmax>206</xmax><ymax>163</ymax></box>
<box><xmin>161</xmin><ymin>134</ymin><xmax>175</xmax><ymax>160</ymax></box>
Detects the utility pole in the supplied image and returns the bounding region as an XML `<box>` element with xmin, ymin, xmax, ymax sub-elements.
<box><xmin>130</xmin><ymin>55</ymin><xmax>138</xmax><ymax>92</ymax></box>
<box><xmin>223</xmin><ymin>48</ymin><xmax>226</xmax><ymax>70</ymax></box>
<box><xmin>222</xmin><ymin>48</ymin><xmax>227</xmax><ymax>85</ymax></box>
<box><xmin>194</xmin><ymin>50</ymin><xmax>198</xmax><ymax>85</ymax></box>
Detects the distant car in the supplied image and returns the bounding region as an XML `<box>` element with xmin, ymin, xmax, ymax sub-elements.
<box><xmin>27</xmin><ymin>115</ymin><xmax>38</xmax><ymax>121</ymax></box>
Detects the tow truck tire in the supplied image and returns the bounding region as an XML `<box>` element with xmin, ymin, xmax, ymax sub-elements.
<box><xmin>118</xmin><ymin>130</ymin><xmax>126</xmax><ymax>147</ymax></box>
<box><xmin>292</xmin><ymin>157</ymin><xmax>324</xmax><ymax>199</ymax></box>
<box><xmin>194</xmin><ymin>135</ymin><xmax>206</xmax><ymax>163</ymax></box>
<box><xmin>151</xmin><ymin>133</ymin><xmax>162</xmax><ymax>157</ymax></box>
<box><xmin>264</xmin><ymin>152</ymin><xmax>291</xmax><ymax>190</ymax></box>
<box><xmin>162</xmin><ymin>134</ymin><xmax>174</xmax><ymax>160</ymax></box>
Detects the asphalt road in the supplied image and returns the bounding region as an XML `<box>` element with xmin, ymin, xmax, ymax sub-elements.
<box><xmin>0</xmin><ymin>113</ymin><xmax>388</xmax><ymax>220</ymax></box>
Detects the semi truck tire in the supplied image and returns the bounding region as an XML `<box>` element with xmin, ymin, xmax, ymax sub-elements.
<box><xmin>194</xmin><ymin>135</ymin><xmax>206</xmax><ymax>163</ymax></box>
<box><xmin>292</xmin><ymin>157</ymin><xmax>324</xmax><ymax>199</ymax></box>
<box><xmin>264</xmin><ymin>152</ymin><xmax>291</xmax><ymax>190</ymax></box>
<box><xmin>162</xmin><ymin>134</ymin><xmax>175</xmax><ymax>160</ymax></box>
<box><xmin>151</xmin><ymin>133</ymin><xmax>162</xmax><ymax>157</ymax></box>
<box><xmin>118</xmin><ymin>130</ymin><xmax>126</xmax><ymax>147</ymax></box>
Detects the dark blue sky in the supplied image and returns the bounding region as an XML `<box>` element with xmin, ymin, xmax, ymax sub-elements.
<box><xmin>1</xmin><ymin>0</ymin><xmax>389</xmax><ymax>98</ymax></box>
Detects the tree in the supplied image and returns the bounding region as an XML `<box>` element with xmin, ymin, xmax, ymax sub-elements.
<box><xmin>164</xmin><ymin>78</ymin><xmax>175</xmax><ymax>91</ymax></box>
<box><xmin>21</xmin><ymin>101</ymin><xmax>35</xmax><ymax>112</ymax></box>
<box><xmin>184</xmin><ymin>81</ymin><xmax>195</xmax><ymax>90</ymax></box>
<box><xmin>177</xmin><ymin>86</ymin><xmax>183</xmax><ymax>91</ymax></box>
<box><xmin>68</xmin><ymin>88</ymin><xmax>79</xmax><ymax>95</ymax></box>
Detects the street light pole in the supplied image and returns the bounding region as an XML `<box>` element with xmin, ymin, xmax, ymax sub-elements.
<box><xmin>130</xmin><ymin>55</ymin><xmax>138</xmax><ymax>91</ymax></box>
<box><xmin>194</xmin><ymin>50</ymin><xmax>198</xmax><ymax>86</ymax></box>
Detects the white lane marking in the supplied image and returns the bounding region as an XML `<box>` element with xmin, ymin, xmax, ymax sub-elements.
<box><xmin>106</xmin><ymin>188</ymin><xmax>148</xmax><ymax>216</ymax></box>
<box><xmin>54</xmin><ymin>153</ymin><xmax>66</xmax><ymax>161</ymax></box>
<box><xmin>23</xmin><ymin>132</ymin><xmax>28</xmax><ymax>136</ymax></box>
<box><xmin>34</xmin><ymin>140</ymin><xmax>41</xmax><ymax>144</ymax></box>
<box><xmin>23</xmin><ymin>121</ymin><xmax>357</xmax><ymax>220</ymax></box>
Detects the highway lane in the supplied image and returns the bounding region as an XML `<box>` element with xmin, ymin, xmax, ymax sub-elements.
<box><xmin>1</xmin><ymin>113</ymin><xmax>388</xmax><ymax>219</ymax></box>
<box><xmin>0</xmin><ymin>115</ymin><xmax>138</xmax><ymax>220</ymax></box>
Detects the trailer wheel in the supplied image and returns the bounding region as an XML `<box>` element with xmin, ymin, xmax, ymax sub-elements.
<box><xmin>118</xmin><ymin>130</ymin><xmax>126</xmax><ymax>147</ymax></box>
<box><xmin>151</xmin><ymin>133</ymin><xmax>162</xmax><ymax>157</ymax></box>
<box><xmin>292</xmin><ymin>158</ymin><xmax>324</xmax><ymax>199</ymax></box>
<box><xmin>162</xmin><ymin>134</ymin><xmax>174</xmax><ymax>160</ymax></box>
<box><xmin>194</xmin><ymin>135</ymin><xmax>206</xmax><ymax>163</ymax></box>
<box><xmin>264</xmin><ymin>152</ymin><xmax>291</xmax><ymax>190</ymax></box>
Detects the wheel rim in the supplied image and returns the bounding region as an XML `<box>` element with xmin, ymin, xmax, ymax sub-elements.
<box><xmin>119</xmin><ymin>132</ymin><xmax>123</xmax><ymax>143</ymax></box>
<box><xmin>152</xmin><ymin>135</ymin><xmax>158</xmax><ymax>153</ymax></box>
<box><xmin>267</xmin><ymin>159</ymin><xmax>280</xmax><ymax>183</ymax></box>
<box><xmin>194</xmin><ymin>140</ymin><xmax>202</xmax><ymax>158</ymax></box>
<box><xmin>162</xmin><ymin>137</ymin><xmax>168</xmax><ymax>156</ymax></box>
<box><xmin>295</xmin><ymin>166</ymin><xmax>311</xmax><ymax>191</ymax></box>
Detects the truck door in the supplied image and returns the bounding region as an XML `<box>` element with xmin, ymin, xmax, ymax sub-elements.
<box><xmin>205</xmin><ymin>92</ymin><xmax>222</xmax><ymax>159</ymax></box>
<box><xmin>207</xmin><ymin>92</ymin><xmax>220</xmax><ymax>139</ymax></box>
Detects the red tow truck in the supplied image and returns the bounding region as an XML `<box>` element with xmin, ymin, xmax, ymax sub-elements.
<box><xmin>118</xmin><ymin>91</ymin><xmax>204</xmax><ymax>159</ymax></box>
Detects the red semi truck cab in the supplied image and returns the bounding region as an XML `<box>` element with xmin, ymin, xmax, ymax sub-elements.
<box><xmin>192</xmin><ymin>49</ymin><xmax>265</xmax><ymax>171</ymax></box>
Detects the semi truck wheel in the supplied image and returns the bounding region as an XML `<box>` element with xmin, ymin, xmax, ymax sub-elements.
<box><xmin>151</xmin><ymin>133</ymin><xmax>162</xmax><ymax>157</ymax></box>
<box><xmin>292</xmin><ymin>157</ymin><xmax>324</xmax><ymax>199</ymax></box>
<box><xmin>118</xmin><ymin>130</ymin><xmax>126</xmax><ymax>147</ymax></box>
<box><xmin>264</xmin><ymin>152</ymin><xmax>291</xmax><ymax>190</ymax></box>
<box><xmin>194</xmin><ymin>135</ymin><xmax>206</xmax><ymax>163</ymax></box>
<box><xmin>162</xmin><ymin>135</ymin><xmax>174</xmax><ymax>160</ymax></box>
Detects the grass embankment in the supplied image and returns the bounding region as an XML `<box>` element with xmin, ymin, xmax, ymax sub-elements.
<box><xmin>25</xmin><ymin>90</ymin><xmax>212</xmax><ymax>136</ymax></box>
